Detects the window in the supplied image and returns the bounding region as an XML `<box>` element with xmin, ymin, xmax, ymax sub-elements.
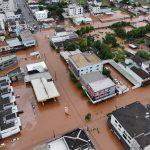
<box><xmin>118</xmin><ymin>124</ymin><xmax>122</xmax><ymax>128</ymax></box>
<box><xmin>123</xmin><ymin>134</ymin><xmax>127</xmax><ymax>140</ymax></box>
<box><xmin>115</xmin><ymin>120</ymin><xmax>118</xmax><ymax>124</ymax></box>
<box><xmin>127</xmin><ymin>140</ymin><xmax>130</xmax><ymax>143</ymax></box>
<box><xmin>123</xmin><ymin>131</ymin><xmax>127</xmax><ymax>136</ymax></box>
<box><xmin>128</xmin><ymin>136</ymin><xmax>131</xmax><ymax>140</ymax></box>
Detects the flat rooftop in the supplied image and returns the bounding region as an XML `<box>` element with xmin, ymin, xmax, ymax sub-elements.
<box><xmin>31</xmin><ymin>78</ymin><xmax>60</xmax><ymax>102</ymax></box>
<box><xmin>80</xmin><ymin>71</ymin><xmax>105</xmax><ymax>85</ymax></box>
<box><xmin>24</xmin><ymin>71</ymin><xmax>52</xmax><ymax>83</ymax></box>
<box><xmin>70</xmin><ymin>52</ymin><xmax>101</xmax><ymax>68</ymax></box>
<box><xmin>110</xmin><ymin>102</ymin><xmax>150</xmax><ymax>149</ymax></box>
<box><xmin>20</xmin><ymin>30</ymin><xmax>35</xmax><ymax>41</ymax></box>
<box><xmin>89</xmin><ymin>78</ymin><xmax>115</xmax><ymax>92</ymax></box>
<box><xmin>26</xmin><ymin>61</ymin><xmax>47</xmax><ymax>73</ymax></box>
<box><xmin>47</xmin><ymin>138</ymin><xmax>68</xmax><ymax>150</ymax></box>
<box><xmin>60</xmin><ymin>49</ymin><xmax>81</xmax><ymax>62</ymax></box>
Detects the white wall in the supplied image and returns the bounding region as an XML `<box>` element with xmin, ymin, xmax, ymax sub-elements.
<box><xmin>79</xmin><ymin>63</ymin><xmax>103</xmax><ymax>76</ymax></box>
<box><xmin>110</xmin><ymin>115</ymin><xmax>141</xmax><ymax>150</ymax></box>
<box><xmin>68</xmin><ymin>5</ymin><xmax>83</xmax><ymax>17</ymax></box>
<box><xmin>35</xmin><ymin>10</ymin><xmax>48</xmax><ymax>21</ymax></box>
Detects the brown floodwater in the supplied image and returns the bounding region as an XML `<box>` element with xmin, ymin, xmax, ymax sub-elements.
<box><xmin>1</xmin><ymin>29</ymin><xmax>150</xmax><ymax>150</ymax></box>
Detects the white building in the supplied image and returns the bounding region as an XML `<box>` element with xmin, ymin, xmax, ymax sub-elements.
<box><xmin>80</xmin><ymin>71</ymin><xmax>116</xmax><ymax>104</ymax></box>
<box><xmin>0</xmin><ymin>13</ymin><xmax>6</xmax><ymax>34</ymax></box>
<box><xmin>50</xmin><ymin>29</ymin><xmax>78</xmax><ymax>49</ymax></box>
<box><xmin>63</xmin><ymin>4</ymin><xmax>83</xmax><ymax>18</ymax></box>
<box><xmin>73</xmin><ymin>16</ymin><xmax>92</xmax><ymax>25</ymax></box>
<box><xmin>0</xmin><ymin>75</ymin><xmax>21</xmax><ymax>139</ymax></box>
<box><xmin>89</xmin><ymin>0</ymin><xmax>112</xmax><ymax>15</ymax></box>
<box><xmin>108</xmin><ymin>102</ymin><xmax>150</xmax><ymax>150</ymax></box>
<box><xmin>68</xmin><ymin>52</ymin><xmax>103</xmax><ymax>79</ymax></box>
<box><xmin>0</xmin><ymin>0</ymin><xmax>17</xmax><ymax>13</ymax></box>
<box><xmin>5</xmin><ymin>11</ymin><xmax>21</xmax><ymax>20</ymax></box>
<box><xmin>20</xmin><ymin>30</ymin><xmax>36</xmax><ymax>47</ymax></box>
<box><xmin>34</xmin><ymin>10</ymin><xmax>48</xmax><ymax>21</ymax></box>
<box><xmin>51</xmin><ymin>0</ymin><xmax>59</xmax><ymax>3</ymax></box>
<box><xmin>25</xmin><ymin>61</ymin><xmax>60</xmax><ymax>102</ymax></box>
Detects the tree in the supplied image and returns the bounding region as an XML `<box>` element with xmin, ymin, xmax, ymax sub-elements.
<box><xmin>99</xmin><ymin>43</ymin><xmax>113</xmax><ymax>60</ymax></box>
<box><xmin>79</xmin><ymin>38</ymin><xmax>88</xmax><ymax>51</ymax></box>
<box><xmin>121</xmin><ymin>0</ymin><xmax>130</xmax><ymax>4</ymax></box>
<box><xmin>93</xmin><ymin>40</ymin><xmax>101</xmax><ymax>49</ymax></box>
<box><xmin>86</xmin><ymin>36</ymin><xmax>94</xmax><ymax>47</ymax></box>
<box><xmin>136</xmin><ymin>50</ymin><xmax>150</xmax><ymax>60</ymax></box>
<box><xmin>111</xmin><ymin>21</ymin><xmax>131</xmax><ymax>29</ymax></box>
<box><xmin>38</xmin><ymin>5</ymin><xmax>44</xmax><ymax>11</ymax></box>
<box><xmin>38</xmin><ymin>0</ymin><xmax>45</xmax><ymax>5</ymax></box>
<box><xmin>105</xmin><ymin>33</ymin><xmax>117</xmax><ymax>47</ymax></box>
<box><xmin>102</xmin><ymin>67</ymin><xmax>111</xmax><ymax>77</ymax></box>
<box><xmin>76</xmin><ymin>82</ymin><xmax>82</xmax><ymax>89</ymax></box>
<box><xmin>76</xmin><ymin>26</ymin><xmax>94</xmax><ymax>36</ymax></box>
<box><xmin>127</xmin><ymin>24</ymin><xmax>150</xmax><ymax>40</ymax></box>
<box><xmin>115</xmin><ymin>28</ymin><xmax>127</xmax><ymax>39</ymax></box>
<box><xmin>114</xmin><ymin>50</ymin><xmax>126</xmax><ymax>63</ymax></box>
<box><xmin>46</xmin><ymin>2</ymin><xmax>65</xmax><ymax>20</ymax></box>
<box><xmin>85</xmin><ymin>113</ymin><xmax>92</xmax><ymax>121</ymax></box>
<box><xmin>65</xmin><ymin>42</ymin><xmax>78</xmax><ymax>51</ymax></box>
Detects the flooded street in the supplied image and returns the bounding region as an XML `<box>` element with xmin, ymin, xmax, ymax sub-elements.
<box><xmin>1</xmin><ymin>29</ymin><xmax>150</xmax><ymax>150</ymax></box>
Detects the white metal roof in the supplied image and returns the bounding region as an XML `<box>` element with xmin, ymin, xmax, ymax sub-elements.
<box><xmin>31</xmin><ymin>78</ymin><xmax>60</xmax><ymax>102</ymax></box>
<box><xmin>89</xmin><ymin>78</ymin><xmax>115</xmax><ymax>92</ymax></box>
<box><xmin>60</xmin><ymin>49</ymin><xmax>81</xmax><ymax>62</ymax></box>
<box><xmin>31</xmin><ymin>78</ymin><xmax>48</xmax><ymax>101</ymax></box>
<box><xmin>41</xmin><ymin>78</ymin><xmax>60</xmax><ymax>99</ymax></box>
<box><xmin>48</xmin><ymin>138</ymin><xmax>68</xmax><ymax>150</ymax></box>
<box><xmin>26</xmin><ymin>61</ymin><xmax>47</xmax><ymax>72</ymax></box>
<box><xmin>24</xmin><ymin>72</ymin><xmax>52</xmax><ymax>83</ymax></box>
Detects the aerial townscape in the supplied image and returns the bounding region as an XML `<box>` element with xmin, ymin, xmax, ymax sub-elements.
<box><xmin>0</xmin><ymin>0</ymin><xmax>150</xmax><ymax>149</ymax></box>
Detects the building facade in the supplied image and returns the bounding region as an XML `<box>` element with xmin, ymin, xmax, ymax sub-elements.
<box><xmin>20</xmin><ymin>30</ymin><xmax>36</xmax><ymax>47</ymax></box>
<box><xmin>34</xmin><ymin>10</ymin><xmax>48</xmax><ymax>21</ymax></box>
<box><xmin>80</xmin><ymin>72</ymin><xmax>116</xmax><ymax>103</ymax></box>
<box><xmin>0</xmin><ymin>54</ymin><xmax>18</xmax><ymax>70</ymax></box>
<box><xmin>108</xmin><ymin>102</ymin><xmax>150</xmax><ymax>150</ymax></box>
<box><xmin>63</xmin><ymin>4</ymin><xmax>83</xmax><ymax>18</ymax></box>
<box><xmin>68</xmin><ymin>52</ymin><xmax>103</xmax><ymax>79</ymax></box>
<box><xmin>0</xmin><ymin>75</ymin><xmax>21</xmax><ymax>139</ymax></box>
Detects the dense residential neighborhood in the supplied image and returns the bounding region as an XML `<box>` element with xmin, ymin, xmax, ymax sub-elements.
<box><xmin>0</xmin><ymin>0</ymin><xmax>150</xmax><ymax>149</ymax></box>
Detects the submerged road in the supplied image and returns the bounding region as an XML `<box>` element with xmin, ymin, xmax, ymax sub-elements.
<box><xmin>2</xmin><ymin>29</ymin><xmax>150</xmax><ymax>150</ymax></box>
